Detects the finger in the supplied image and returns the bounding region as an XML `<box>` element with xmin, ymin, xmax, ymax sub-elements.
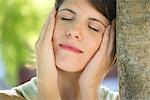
<box><xmin>36</xmin><ymin>8</ymin><xmax>57</xmax><ymax>75</ymax></box>
<box><xmin>98</xmin><ymin>25</ymin><xmax>111</xmax><ymax>55</ymax></box>
<box><xmin>108</xmin><ymin>19</ymin><xmax>116</xmax><ymax>57</ymax></box>
<box><xmin>111</xmin><ymin>53</ymin><xmax>117</xmax><ymax>68</ymax></box>
<box><xmin>82</xmin><ymin>26</ymin><xmax>111</xmax><ymax>79</ymax></box>
<box><xmin>85</xmin><ymin>25</ymin><xmax>111</xmax><ymax>71</ymax></box>
<box><xmin>43</xmin><ymin>8</ymin><xmax>56</xmax><ymax>43</ymax></box>
<box><xmin>107</xmin><ymin>19</ymin><xmax>117</xmax><ymax>74</ymax></box>
<box><xmin>35</xmin><ymin>8</ymin><xmax>56</xmax><ymax>47</ymax></box>
<box><xmin>112</xmin><ymin>19</ymin><xmax>116</xmax><ymax>56</ymax></box>
<box><xmin>111</xmin><ymin>19</ymin><xmax>116</xmax><ymax>31</ymax></box>
<box><xmin>35</xmin><ymin>8</ymin><xmax>54</xmax><ymax>47</ymax></box>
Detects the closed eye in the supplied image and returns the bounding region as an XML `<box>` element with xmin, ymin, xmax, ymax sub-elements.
<box><xmin>88</xmin><ymin>25</ymin><xmax>99</xmax><ymax>32</ymax></box>
<box><xmin>61</xmin><ymin>17</ymin><xmax>72</xmax><ymax>21</ymax></box>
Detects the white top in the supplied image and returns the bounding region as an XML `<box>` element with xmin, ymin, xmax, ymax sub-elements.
<box><xmin>13</xmin><ymin>77</ymin><xmax>118</xmax><ymax>100</ymax></box>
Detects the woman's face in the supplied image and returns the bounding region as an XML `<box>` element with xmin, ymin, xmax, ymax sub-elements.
<box><xmin>53</xmin><ymin>0</ymin><xmax>109</xmax><ymax>72</ymax></box>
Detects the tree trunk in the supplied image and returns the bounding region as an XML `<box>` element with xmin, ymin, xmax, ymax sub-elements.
<box><xmin>117</xmin><ymin>0</ymin><xmax>150</xmax><ymax>100</ymax></box>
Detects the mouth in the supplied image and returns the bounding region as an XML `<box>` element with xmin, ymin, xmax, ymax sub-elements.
<box><xmin>59</xmin><ymin>43</ymin><xmax>84</xmax><ymax>54</ymax></box>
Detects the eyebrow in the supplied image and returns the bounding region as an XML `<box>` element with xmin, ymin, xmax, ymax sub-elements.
<box><xmin>89</xmin><ymin>18</ymin><xmax>106</xmax><ymax>28</ymax></box>
<box><xmin>59</xmin><ymin>8</ymin><xmax>76</xmax><ymax>15</ymax></box>
<box><xmin>59</xmin><ymin>8</ymin><xmax>106</xmax><ymax>28</ymax></box>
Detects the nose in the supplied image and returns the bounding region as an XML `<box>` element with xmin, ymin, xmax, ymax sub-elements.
<box><xmin>67</xmin><ymin>26</ymin><xmax>82</xmax><ymax>40</ymax></box>
<box><xmin>66</xmin><ymin>30</ymin><xmax>82</xmax><ymax>40</ymax></box>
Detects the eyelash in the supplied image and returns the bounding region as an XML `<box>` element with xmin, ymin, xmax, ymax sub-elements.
<box><xmin>88</xmin><ymin>25</ymin><xmax>99</xmax><ymax>32</ymax></box>
<box><xmin>61</xmin><ymin>17</ymin><xmax>72</xmax><ymax>21</ymax></box>
<box><xmin>61</xmin><ymin>17</ymin><xmax>99</xmax><ymax>32</ymax></box>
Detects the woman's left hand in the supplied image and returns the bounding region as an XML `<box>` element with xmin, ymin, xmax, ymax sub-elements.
<box><xmin>79</xmin><ymin>20</ymin><xmax>116</xmax><ymax>100</ymax></box>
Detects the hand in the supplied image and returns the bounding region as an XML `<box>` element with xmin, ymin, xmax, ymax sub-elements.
<box><xmin>79</xmin><ymin>20</ymin><xmax>116</xmax><ymax>100</ymax></box>
<box><xmin>35</xmin><ymin>8</ymin><xmax>61</xmax><ymax>100</ymax></box>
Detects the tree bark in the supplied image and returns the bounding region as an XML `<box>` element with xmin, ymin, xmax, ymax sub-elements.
<box><xmin>117</xmin><ymin>0</ymin><xmax>150</xmax><ymax>100</ymax></box>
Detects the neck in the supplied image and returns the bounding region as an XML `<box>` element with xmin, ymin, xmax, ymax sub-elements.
<box><xmin>57</xmin><ymin>68</ymin><xmax>81</xmax><ymax>100</ymax></box>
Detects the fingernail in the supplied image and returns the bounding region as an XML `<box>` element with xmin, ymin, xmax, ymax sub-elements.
<box><xmin>50</xmin><ymin>7</ymin><xmax>56</xmax><ymax>17</ymax></box>
<box><xmin>51</xmin><ymin>6</ymin><xmax>55</xmax><ymax>11</ymax></box>
<box><xmin>109</xmin><ymin>25</ymin><xmax>112</xmax><ymax>30</ymax></box>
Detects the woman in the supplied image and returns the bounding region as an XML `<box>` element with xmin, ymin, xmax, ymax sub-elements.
<box><xmin>0</xmin><ymin>0</ymin><xmax>119</xmax><ymax>99</ymax></box>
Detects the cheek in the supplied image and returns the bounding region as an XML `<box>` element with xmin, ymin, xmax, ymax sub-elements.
<box><xmin>52</xmin><ymin>21</ymin><xmax>103</xmax><ymax>72</ymax></box>
<box><xmin>53</xmin><ymin>22</ymin><xmax>64</xmax><ymax>39</ymax></box>
<box><xmin>53</xmin><ymin>23</ymin><xmax>66</xmax><ymax>45</ymax></box>
<box><xmin>53</xmin><ymin>24</ymin><xmax>62</xmax><ymax>55</ymax></box>
<box><xmin>85</xmin><ymin>36</ymin><xmax>102</xmax><ymax>60</ymax></box>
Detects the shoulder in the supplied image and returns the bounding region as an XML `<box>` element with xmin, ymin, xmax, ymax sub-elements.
<box><xmin>12</xmin><ymin>77</ymin><xmax>37</xmax><ymax>100</ymax></box>
<box><xmin>0</xmin><ymin>77</ymin><xmax>37</xmax><ymax>100</ymax></box>
<box><xmin>0</xmin><ymin>90</ymin><xmax>25</xmax><ymax>100</ymax></box>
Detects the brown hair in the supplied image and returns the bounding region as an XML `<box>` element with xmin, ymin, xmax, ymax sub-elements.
<box><xmin>55</xmin><ymin>0</ymin><xmax>116</xmax><ymax>22</ymax></box>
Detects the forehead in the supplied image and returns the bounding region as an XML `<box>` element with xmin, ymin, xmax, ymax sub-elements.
<box><xmin>59</xmin><ymin>0</ymin><xmax>110</xmax><ymax>26</ymax></box>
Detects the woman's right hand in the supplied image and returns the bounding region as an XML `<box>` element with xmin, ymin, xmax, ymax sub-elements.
<box><xmin>35</xmin><ymin>8</ymin><xmax>61</xmax><ymax>100</ymax></box>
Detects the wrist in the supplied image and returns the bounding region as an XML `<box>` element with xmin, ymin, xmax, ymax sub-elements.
<box><xmin>79</xmin><ymin>79</ymin><xmax>102</xmax><ymax>89</ymax></box>
<box><xmin>80</xmin><ymin>85</ymin><xmax>98</xmax><ymax>100</ymax></box>
<box><xmin>37</xmin><ymin>81</ymin><xmax>61</xmax><ymax>100</ymax></box>
<box><xmin>79</xmin><ymin>81</ymin><xmax>102</xmax><ymax>100</ymax></box>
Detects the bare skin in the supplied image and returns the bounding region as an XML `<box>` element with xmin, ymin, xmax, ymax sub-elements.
<box><xmin>35</xmin><ymin>8</ymin><xmax>61</xmax><ymax>100</ymax></box>
<box><xmin>0</xmin><ymin>1</ymin><xmax>118</xmax><ymax>100</ymax></box>
<box><xmin>0</xmin><ymin>9</ymin><xmax>117</xmax><ymax>100</ymax></box>
<box><xmin>36</xmin><ymin>7</ymin><xmax>117</xmax><ymax>100</ymax></box>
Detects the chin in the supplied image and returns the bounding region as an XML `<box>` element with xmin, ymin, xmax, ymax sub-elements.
<box><xmin>56</xmin><ymin>62</ymin><xmax>85</xmax><ymax>72</ymax></box>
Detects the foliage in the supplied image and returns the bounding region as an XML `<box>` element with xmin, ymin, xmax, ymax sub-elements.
<box><xmin>0</xmin><ymin>0</ymin><xmax>54</xmax><ymax>86</ymax></box>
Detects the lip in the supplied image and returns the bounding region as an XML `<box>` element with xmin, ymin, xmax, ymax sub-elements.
<box><xmin>59</xmin><ymin>43</ymin><xmax>84</xmax><ymax>53</ymax></box>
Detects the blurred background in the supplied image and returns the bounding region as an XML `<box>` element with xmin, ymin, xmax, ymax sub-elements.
<box><xmin>0</xmin><ymin>0</ymin><xmax>118</xmax><ymax>92</ymax></box>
